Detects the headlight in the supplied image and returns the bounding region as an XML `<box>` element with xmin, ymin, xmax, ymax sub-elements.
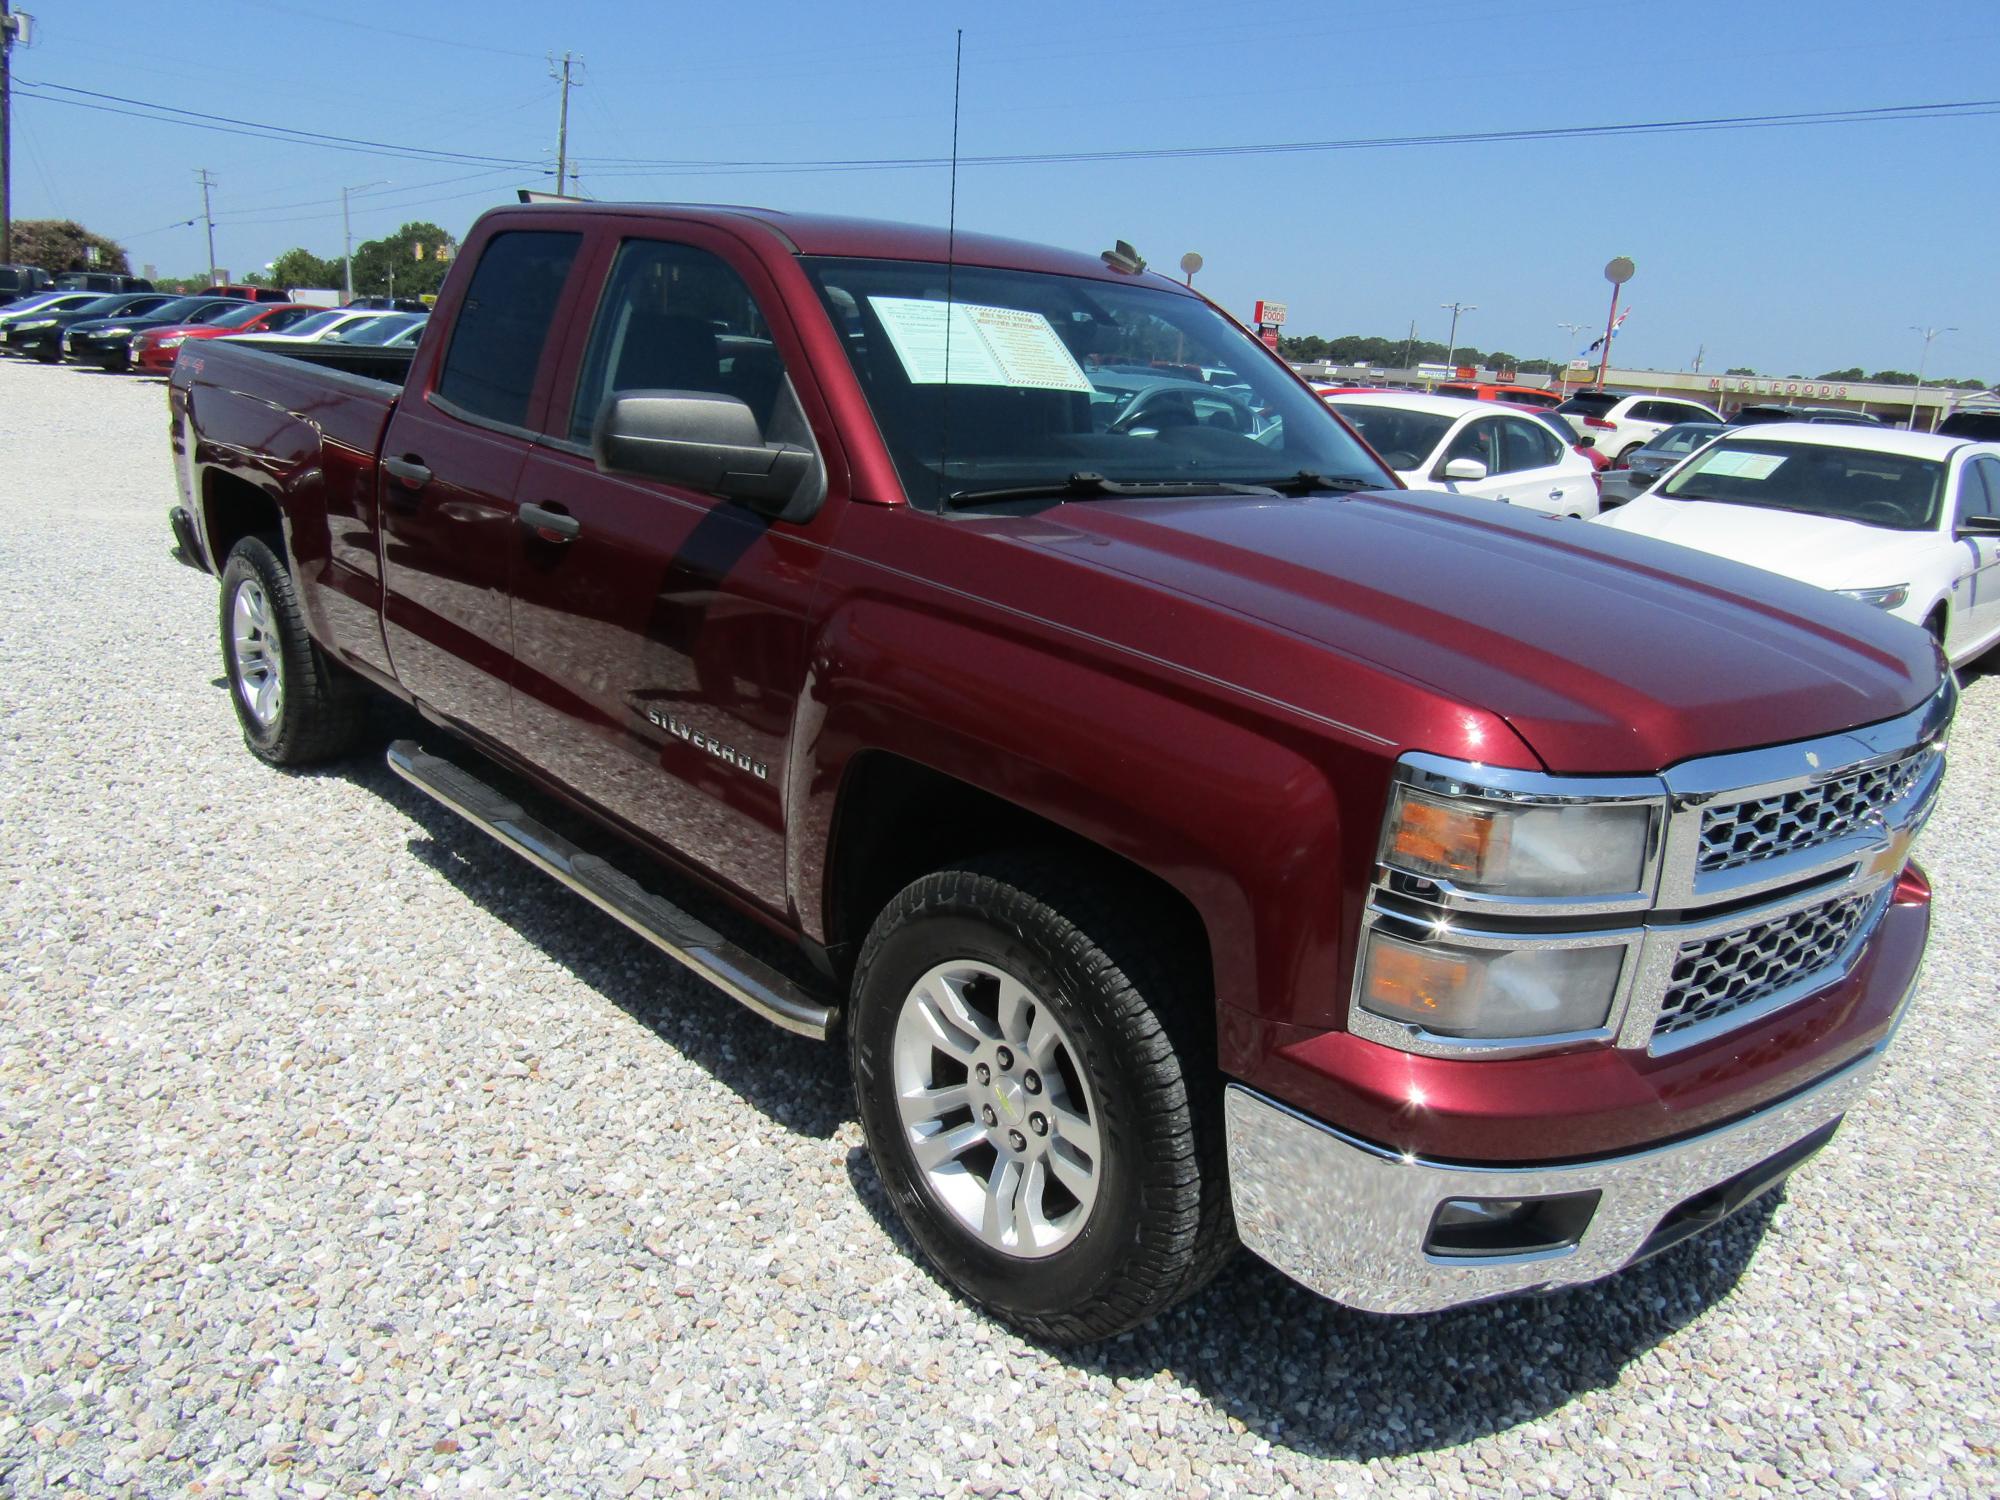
<box><xmin>1835</xmin><ymin>584</ymin><xmax>1910</xmax><ymax>610</ymax></box>
<box><xmin>16</xmin><ymin>318</ymin><xmax>55</xmax><ymax>329</ymax></box>
<box><xmin>1380</xmin><ymin>784</ymin><xmax>1655</xmax><ymax>899</ymax></box>
<box><xmin>97</xmin><ymin>327</ymin><xmax>131</xmax><ymax>337</ymax></box>
<box><xmin>1358</xmin><ymin>930</ymin><xmax>1625</xmax><ymax>1040</ymax></box>
<box><xmin>152</xmin><ymin>334</ymin><xmax>186</xmax><ymax>350</ymax></box>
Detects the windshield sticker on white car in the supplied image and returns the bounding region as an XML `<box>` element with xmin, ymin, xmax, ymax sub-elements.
<box><xmin>1700</xmin><ymin>451</ymin><xmax>1787</xmax><ymax>481</ymax></box>
<box><xmin>869</xmin><ymin>297</ymin><xmax>1093</xmax><ymax>392</ymax></box>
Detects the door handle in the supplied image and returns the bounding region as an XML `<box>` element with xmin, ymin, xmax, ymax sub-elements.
<box><xmin>519</xmin><ymin>502</ymin><xmax>581</xmax><ymax>543</ymax></box>
<box><xmin>1549</xmin><ymin>488</ymin><xmax>1564</xmax><ymax>501</ymax></box>
<box><xmin>384</xmin><ymin>454</ymin><xmax>433</xmax><ymax>490</ymax></box>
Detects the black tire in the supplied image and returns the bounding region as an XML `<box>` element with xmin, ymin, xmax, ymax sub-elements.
<box><xmin>218</xmin><ymin>534</ymin><xmax>368</xmax><ymax>766</ymax></box>
<box><xmin>1617</xmin><ymin>441</ymin><xmax>1644</xmax><ymax>468</ymax></box>
<box><xmin>848</xmin><ymin>852</ymin><xmax>1233</xmax><ymax>1343</ymax></box>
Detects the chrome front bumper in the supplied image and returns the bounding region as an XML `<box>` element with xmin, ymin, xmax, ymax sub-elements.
<box><xmin>1224</xmin><ymin>1044</ymin><xmax>1888</xmax><ymax>1315</ymax></box>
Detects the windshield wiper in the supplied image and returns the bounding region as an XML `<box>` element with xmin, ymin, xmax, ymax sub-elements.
<box><xmin>947</xmin><ymin>471</ymin><xmax>1279</xmax><ymax>505</ymax></box>
<box><xmin>1256</xmin><ymin>471</ymin><xmax>1383</xmax><ymax>495</ymax></box>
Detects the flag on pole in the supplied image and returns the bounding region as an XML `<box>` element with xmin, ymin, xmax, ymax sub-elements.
<box><xmin>1581</xmin><ymin>308</ymin><xmax>1631</xmax><ymax>358</ymax></box>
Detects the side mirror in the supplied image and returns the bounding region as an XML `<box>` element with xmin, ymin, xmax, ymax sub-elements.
<box><xmin>1441</xmin><ymin>456</ymin><xmax>1489</xmax><ymax>482</ymax></box>
<box><xmin>1956</xmin><ymin>514</ymin><xmax>2000</xmax><ymax>538</ymax></box>
<box><xmin>1576</xmin><ymin>435</ymin><xmax>1597</xmax><ymax>449</ymax></box>
<box><xmin>594</xmin><ymin>390</ymin><xmax>823</xmax><ymax>523</ymax></box>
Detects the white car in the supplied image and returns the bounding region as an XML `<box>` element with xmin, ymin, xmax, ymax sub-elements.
<box><xmin>1555</xmin><ymin>390</ymin><xmax>1723</xmax><ymax>468</ymax></box>
<box><xmin>1324</xmin><ymin>391</ymin><xmax>1601</xmax><ymax>517</ymax></box>
<box><xmin>1594</xmin><ymin>423</ymin><xmax>2000</xmax><ymax>667</ymax></box>
<box><xmin>223</xmin><ymin>308</ymin><xmax>392</xmax><ymax>344</ymax></box>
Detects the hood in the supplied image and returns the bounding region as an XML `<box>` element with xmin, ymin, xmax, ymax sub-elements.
<box><xmin>1599</xmin><ymin>496</ymin><xmax>1939</xmax><ymax>589</ymax></box>
<box><xmin>996</xmin><ymin>488</ymin><xmax>1938</xmax><ymax>773</ymax></box>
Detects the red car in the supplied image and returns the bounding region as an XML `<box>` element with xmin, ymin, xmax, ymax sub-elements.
<box><xmin>132</xmin><ymin>302</ymin><xmax>323</xmax><ymax>371</ymax></box>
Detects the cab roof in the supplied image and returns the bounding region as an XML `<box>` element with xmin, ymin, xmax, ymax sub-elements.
<box><xmin>484</xmin><ymin>200</ymin><xmax>1189</xmax><ymax>289</ymax></box>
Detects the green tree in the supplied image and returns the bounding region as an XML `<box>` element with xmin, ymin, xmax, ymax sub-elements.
<box><xmin>9</xmin><ymin>219</ymin><xmax>130</xmax><ymax>274</ymax></box>
<box><xmin>267</xmin><ymin>247</ymin><xmax>345</xmax><ymax>290</ymax></box>
<box><xmin>350</xmin><ymin>221</ymin><xmax>457</xmax><ymax>299</ymax></box>
<box><xmin>1725</xmin><ymin>366</ymin><xmax>1757</xmax><ymax>376</ymax></box>
<box><xmin>1817</xmin><ymin>367</ymin><xmax>1865</xmax><ymax>381</ymax></box>
<box><xmin>1869</xmin><ymin>369</ymin><xmax>1918</xmax><ymax>384</ymax></box>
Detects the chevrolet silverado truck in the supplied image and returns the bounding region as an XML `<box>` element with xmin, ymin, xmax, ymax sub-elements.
<box><xmin>167</xmin><ymin>202</ymin><xmax>1952</xmax><ymax>1341</ymax></box>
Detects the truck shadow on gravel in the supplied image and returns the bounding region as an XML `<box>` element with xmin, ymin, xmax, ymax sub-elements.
<box><xmin>844</xmin><ymin>1140</ymin><xmax>1781</xmax><ymax>1462</ymax></box>
<box><xmin>298</xmin><ymin>704</ymin><xmax>1779</xmax><ymax>1460</ymax></box>
<box><xmin>303</xmin><ymin>712</ymin><xmax>852</xmax><ymax>1142</ymax></box>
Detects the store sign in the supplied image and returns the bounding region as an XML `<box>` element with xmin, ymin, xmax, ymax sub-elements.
<box><xmin>1252</xmin><ymin>300</ymin><xmax>1288</xmax><ymax>327</ymax></box>
<box><xmin>1708</xmin><ymin>376</ymin><xmax>1851</xmax><ymax>399</ymax></box>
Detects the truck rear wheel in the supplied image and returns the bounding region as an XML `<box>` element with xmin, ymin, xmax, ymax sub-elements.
<box><xmin>219</xmin><ymin>535</ymin><xmax>367</xmax><ymax>766</ymax></box>
<box><xmin>848</xmin><ymin>854</ymin><xmax>1232</xmax><ymax>1343</ymax></box>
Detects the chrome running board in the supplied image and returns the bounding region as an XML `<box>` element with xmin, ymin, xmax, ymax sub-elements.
<box><xmin>387</xmin><ymin>740</ymin><xmax>836</xmax><ymax>1039</ymax></box>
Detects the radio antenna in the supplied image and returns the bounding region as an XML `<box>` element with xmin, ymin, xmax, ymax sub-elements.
<box><xmin>937</xmin><ymin>28</ymin><xmax>963</xmax><ymax>507</ymax></box>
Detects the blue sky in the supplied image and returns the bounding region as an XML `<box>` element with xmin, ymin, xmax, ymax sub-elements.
<box><xmin>9</xmin><ymin>0</ymin><xmax>1996</xmax><ymax>381</ymax></box>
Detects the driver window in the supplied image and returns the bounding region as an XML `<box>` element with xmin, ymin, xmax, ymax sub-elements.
<box><xmin>1957</xmin><ymin>460</ymin><xmax>1998</xmax><ymax>526</ymax></box>
<box><xmin>1498</xmin><ymin>416</ymin><xmax>1559</xmax><ymax>473</ymax></box>
<box><xmin>570</xmin><ymin>239</ymin><xmax>799</xmax><ymax>447</ymax></box>
<box><xmin>1443</xmin><ymin>418</ymin><xmax>1500</xmax><ymax>473</ymax></box>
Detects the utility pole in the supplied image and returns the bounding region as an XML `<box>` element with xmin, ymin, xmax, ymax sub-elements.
<box><xmin>1440</xmin><ymin>301</ymin><xmax>1476</xmax><ymax>372</ymax></box>
<box><xmin>1908</xmin><ymin>325</ymin><xmax>1956</xmax><ymax>431</ymax></box>
<box><xmin>1401</xmin><ymin>319</ymin><xmax>1417</xmax><ymax>372</ymax></box>
<box><xmin>2</xmin><ymin>2</ymin><xmax>24</xmax><ymax>266</ymax></box>
<box><xmin>195</xmin><ymin>168</ymin><xmax>217</xmax><ymax>286</ymax></box>
<box><xmin>550</xmin><ymin>52</ymin><xmax>583</xmax><ymax>196</ymax></box>
<box><xmin>341</xmin><ymin>180</ymin><xmax>386</xmax><ymax>302</ymax></box>
<box><xmin>1691</xmin><ymin>343</ymin><xmax>1705</xmax><ymax>374</ymax></box>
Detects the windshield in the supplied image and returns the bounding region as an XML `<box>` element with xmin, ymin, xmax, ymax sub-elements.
<box><xmin>335</xmin><ymin>313</ymin><xmax>424</xmax><ymax>345</ymax></box>
<box><xmin>2</xmin><ymin>291</ymin><xmax>64</xmax><ymax>314</ymax></box>
<box><xmin>70</xmin><ymin>295</ymin><xmax>134</xmax><ymax>317</ymax></box>
<box><xmin>804</xmin><ymin>257</ymin><xmax>1389</xmax><ymax>504</ymax></box>
<box><xmin>138</xmin><ymin>297</ymin><xmax>218</xmax><ymax>324</ymax></box>
<box><xmin>1555</xmin><ymin>392</ymin><xmax>1619</xmax><ymax>415</ymax></box>
<box><xmin>272</xmin><ymin>310</ymin><xmax>345</xmax><ymax>337</ymax></box>
<box><xmin>1324</xmin><ymin>403</ymin><xmax>1455</xmax><ymax>468</ymax></box>
<box><xmin>1648</xmin><ymin>423</ymin><xmax>1724</xmax><ymax>455</ymax></box>
<box><xmin>1659</xmin><ymin>438</ymin><xmax>1945</xmax><ymax>530</ymax></box>
<box><xmin>206</xmin><ymin>303</ymin><xmax>273</xmax><ymax>329</ymax></box>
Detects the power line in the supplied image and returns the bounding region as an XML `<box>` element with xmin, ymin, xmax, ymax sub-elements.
<box><xmin>573</xmin><ymin>96</ymin><xmax>2000</xmax><ymax>176</ymax></box>
<box><xmin>13</xmin><ymin>78</ymin><xmax>541</xmax><ymax>167</ymax></box>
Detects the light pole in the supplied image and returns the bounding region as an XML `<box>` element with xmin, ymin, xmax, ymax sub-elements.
<box><xmin>1908</xmin><ymin>325</ymin><xmax>1955</xmax><ymax>431</ymax></box>
<box><xmin>1441</xmin><ymin>301</ymin><xmax>1475</xmax><ymax>373</ymax></box>
<box><xmin>1556</xmin><ymin>321</ymin><xmax>1589</xmax><ymax>390</ymax></box>
<box><xmin>1598</xmin><ymin>257</ymin><xmax>1635</xmax><ymax>388</ymax></box>
<box><xmin>342</xmin><ymin>180</ymin><xmax>388</xmax><ymax>302</ymax></box>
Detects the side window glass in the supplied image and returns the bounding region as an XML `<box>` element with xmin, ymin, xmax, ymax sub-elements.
<box><xmin>1959</xmin><ymin>460</ymin><xmax>1997</xmax><ymax>525</ymax></box>
<box><xmin>1444</xmin><ymin>418</ymin><xmax>1499</xmax><ymax>472</ymax></box>
<box><xmin>570</xmin><ymin>238</ymin><xmax>799</xmax><ymax>447</ymax></box>
<box><xmin>435</xmin><ymin>230</ymin><xmax>582</xmax><ymax>430</ymax></box>
<box><xmin>1503</xmin><ymin>416</ymin><xmax>1560</xmax><ymax>471</ymax></box>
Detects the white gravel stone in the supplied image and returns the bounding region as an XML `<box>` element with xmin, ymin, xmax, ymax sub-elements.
<box><xmin>0</xmin><ymin>356</ymin><xmax>1996</xmax><ymax>1495</ymax></box>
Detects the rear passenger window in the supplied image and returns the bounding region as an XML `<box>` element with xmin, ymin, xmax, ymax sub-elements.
<box><xmin>568</xmin><ymin>238</ymin><xmax>799</xmax><ymax>447</ymax></box>
<box><xmin>435</xmin><ymin>230</ymin><xmax>581</xmax><ymax>430</ymax></box>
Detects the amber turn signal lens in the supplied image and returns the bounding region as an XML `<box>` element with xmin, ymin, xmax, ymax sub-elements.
<box><xmin>1362</xmin><ymin>941</ymin><xmax>1474</xmax><ymax>1022</ymax></box>
<box><xmin>1388</xmin><ymin>792</ymin><xmax>1496</xmax><ymax>880</ymax></box>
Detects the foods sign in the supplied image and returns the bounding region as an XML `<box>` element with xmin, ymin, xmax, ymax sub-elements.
<box><xmin>1708</xmin><ymin>376</ymin><xmax>1851</xmax><ymax>399</ymax></box>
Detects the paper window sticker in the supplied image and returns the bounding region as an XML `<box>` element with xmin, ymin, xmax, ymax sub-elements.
<box><xmin>1701</xmin><ymin>450</ymin><xmax>1787</xmax><ymax>480</ymax></box>
<box><xmin>869</xmin><ymin>297</ymin><xmax>1093</xmax><ymax>392</ymax></box>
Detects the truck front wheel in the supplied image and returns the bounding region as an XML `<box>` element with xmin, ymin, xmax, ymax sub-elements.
<box><xmin>848</xmin><ymin>855</ymin><xmax>1232</xmax><ymax>1343</ymax></box>
<box><xmin>219</xmin><ymin>535</ymin><xmax>366</xmax><ymax>766</ymax></box>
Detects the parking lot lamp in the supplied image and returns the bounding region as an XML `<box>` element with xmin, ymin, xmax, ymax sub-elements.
<box><xmin>1599</xmin><ymin>258</ymin><xmax>1635</xmax><ymax>388</ymax></box>
<box><xmin>342</xmin><ymin>180</ymin><xmax>388</xmax><ymax>302</ymax></box>
<box><xmin>1908</xmin><ymin>326</ymin><xmax>1956</xmax><ymax>431</ymax></box>
<box><xmin>1441</xmin><ymin>301</ymin><xmax>1475</xmax><ymax>372</ymax></box>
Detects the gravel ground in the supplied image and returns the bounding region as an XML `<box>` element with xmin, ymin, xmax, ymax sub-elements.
<box><xmin>1</xmin><ymin>355</ymin><xmax>1995</xmax><ymax>1498</ymax></box>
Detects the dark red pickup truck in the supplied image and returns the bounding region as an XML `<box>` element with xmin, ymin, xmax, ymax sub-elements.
<box><xmin>168</xmin><ymin>202</ymin><xmax>1951</xmax><ymax>1340</ymax></box>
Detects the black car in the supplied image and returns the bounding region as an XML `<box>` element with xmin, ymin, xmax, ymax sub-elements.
<box><xmin>63</xmin><ymin>296</ymin><xmax>250</xmax><ymax>370</ymax></box>
<box><xmin>54</xmin><ymin>271</ymin><xmax>156</xmax><ymax>293</ymax></box>
<box><xmin>1727</xmin><ymin>403</ymin><xmax>1889</xmax><ymax>427</ymax></box>
<box><xmin>3</xmin><ymin>292</ymin><xmax>180</xmax><ymax>362</ymax></box>
<box><xmin>1937</xmin><ymin>408</ymin><xmax>2000</xmax><ymax>442</ymax></box>
<box><xmin>344</xmin><ymin>295</ymin><xmax>430</xmax><ymax>313</ymax></box>
<box><xmin>0</xmin><ymin>263</ymin><xmax>54</xmax><ymax>308</ymax></box>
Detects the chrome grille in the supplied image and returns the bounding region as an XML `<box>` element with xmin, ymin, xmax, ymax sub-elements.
<box><xmin>1653</xmin><ymin>891</ymin><xmax>1876</xmax><ymax>1044</ymax></box>
<box><xmin>1697</xmin><ymin>750</ymin><xmax>1933</xmax><ymax>873</ymax></box>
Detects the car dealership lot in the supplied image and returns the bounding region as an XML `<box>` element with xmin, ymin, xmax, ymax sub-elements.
<box><xmin>1</xmin><ymin>359</ymin><xmax>1995</xmax><ymax>1495</ymax></box>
